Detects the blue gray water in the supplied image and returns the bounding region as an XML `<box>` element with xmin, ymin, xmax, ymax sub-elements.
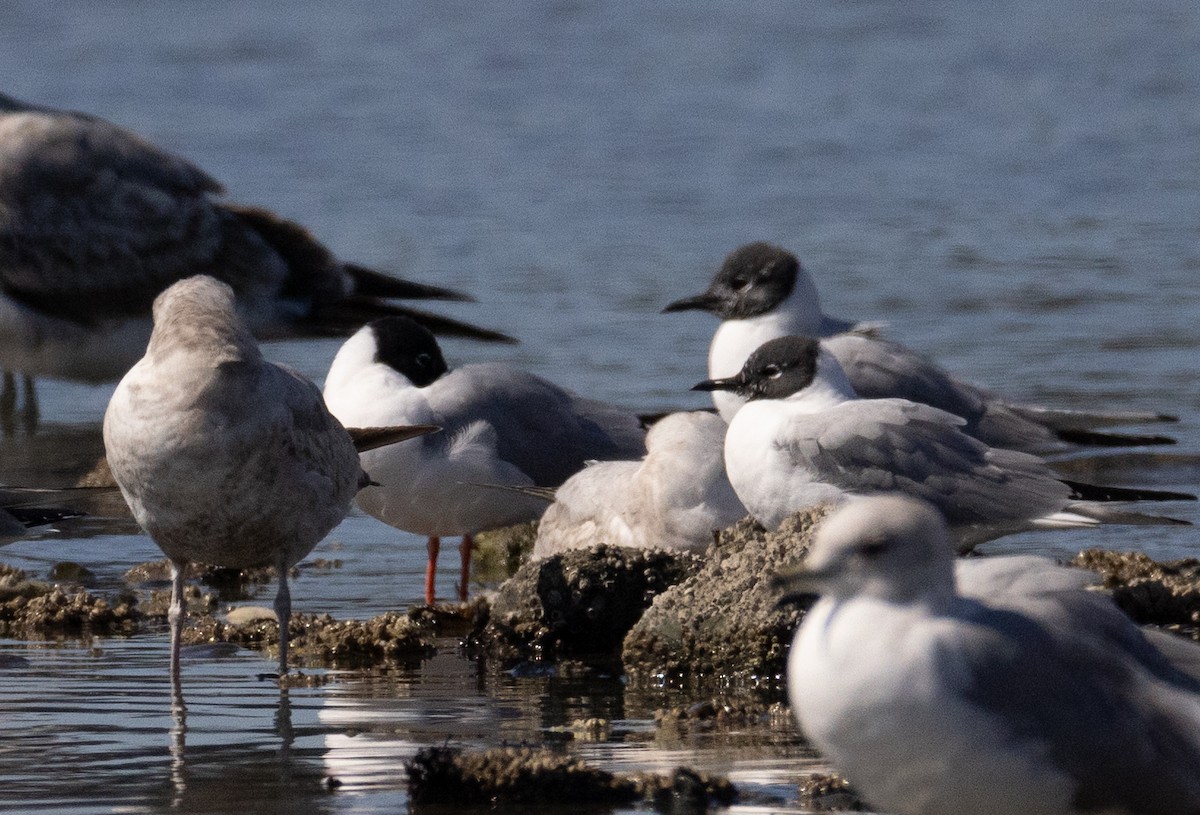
<box><xmin>1</xmin><ymin>1</ymin><xmax>1198</xmax><ymax>812</ymax></box>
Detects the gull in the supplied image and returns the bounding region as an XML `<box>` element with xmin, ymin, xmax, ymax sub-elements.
<box><xmin>664</xmin><ymin>242</ymin><xmax>1176</xmax><ymax>452</ymax></box>
<box><xmin>776</xmin><ymin>495</ymin><xmax>1200</xmax><ymax>815</ymax></box>
<box><xmin>323</xmin><ymin>316</ymin><xmax>645</xmax><ymax>604</ymax></box>
<box><xmin>103</xmin><ymin>275</ymin><xmax>437</xmax><ymax>688</ymax></box>
<box><xmin>694</xmin><ymin>335</ymin><xmax>1193</xmax><ymax>547</ymax></box>
<box><xmin>531</xmin><ymin>411</ymin><xmax>747</xmax><ymax>559</ymax></box>
<box><xmin>0</xmin><ymin>92</ymin><xmax>512</xmax><ymax>424</ymax></box>
<box><xmin>0</xmin><ymin>486</ymin><xmax>92</xmax><ymax>543</ymax></box>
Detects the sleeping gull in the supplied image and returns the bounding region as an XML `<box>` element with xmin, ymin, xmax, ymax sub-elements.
<box><xmin>665</xmin><ymin>242</ymin><xmax>1176</xmax><ymax>452</ymax></box>
<box><xmin>323</xmin><ymin>316</ymin><xmax>645</xmax><ymax>604</ymax></box>
<box><xmin>532</xmin><ymin>411</ymin><xmax>746</xmax><ymax>558</ymax></box>
<box><xmin>103</xmin><ymin>275</ymin><xmax>437</xmax><ymax>688</ymax></box>
<box><xmin>776</xmin><ymin>495</ymin><xmax>1200</xmax><ymax>815</ymax></box>
<box><xmin>695</xmin><ymin>335</ymin><xmax>1193</xmax><ymax>547</ymax></box>
<box><xmin>0</xmin><ymin>92</ymin><xmax>512</xmax><ymax>424</ymax></box>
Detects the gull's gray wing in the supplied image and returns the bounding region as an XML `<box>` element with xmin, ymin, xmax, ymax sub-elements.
<box><xmin>785</xmin><ymin>399</ymin><xmax>1070</xmax><ymax>527</ymax></box>
<box><xmin>948</xmin><ymin>599</ymin><xmax>1200</xmax><ymax>814</ymax></box>
<box><xmin>426</xmin><ymin>364</ymin><xmax>645</xmax><ymax>487</ymax></box>
<box><xmin>0</xmin><ymin>103</ymin><xmax>289</xmax><ymax>323</ymax></box>
<box><xmin>823</xmin><ymin>333</ymin><xmax>1070</xmax><ymax>452</ymax></box>
<box><xmin>823</xmin><ymin>334</ymin><xmax>986</xmax><ymax>421</ymax></box>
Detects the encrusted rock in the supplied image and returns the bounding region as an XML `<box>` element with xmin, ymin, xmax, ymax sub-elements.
<box><xmin>654</xmin><ymin>698</ymin><xmax>792</xmax><ymax>733</ymax></box>
<box><xmin>181</xmin><ymin>610</ymin><xmax>436</xmax><ymax>667</ymax></box>
<box><xmin>797</xmin><ymin>772</ymin><xmax>864</xmax><ymax>811</ymax></box>
<box><xmin>622</xmin><ymin>508</ymin><xmax>828</xmax><ymax>685</ymax></box>
<box><xmin>404</xmin><ymin>745</ymin><xmax>735</xmax><ymax>810</ymax></box>
<box><xmin>470</xmin><ymin>544</ymin><xmax>702</xmax><ymax>663</ymax></box>
<box><xmin>1073</xmin><ymin>549</ymin><xmax>1200</xmax><ymax>637</ymax></box>
<box><xmin>0</xmin><ymin>564</ymin><xmax>142</xmax><ymax>637</ymax></box>
<box><xmin>406</xmin><ymin>745</ymin><xmax>639</xmax><ymax>806</ymax></box>
<box><xmin>634</xmin><ymin>766</ymin><xmax>738</xmax><ymax>813</ymax></box>
<box><xmin>473</xmin><ymin>521</ymin><xmax>538</xmax><ymax>583</ymax></box>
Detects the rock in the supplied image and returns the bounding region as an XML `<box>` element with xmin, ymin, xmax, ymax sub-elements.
<box><xmin>654</xmin><ymin>698</ymin><xmax>792</xmax><ymax>733</ymax></box>
<box><xmin>473</xmin><ymin>521</ymin><xmax>538</xmax><ymax>584</ymax></box>
<box><xmin>0</xmin><ymin>563</ymin><xmax>142</xmax><ymax>637</ymax></box>
<box><xmin>48</xmin><ymin>562</ymin><xmax>96</xmax><ymax>586</ymax></box>
<box><xmin>622</xmin><ymin>508</ymin><xmax>828</xmax><ymax>684</ymax></box>
<box><xmin>635</xmin><ymin>766</ymin><xmax>738</xmax><ymax>814</ymax></box>
<box><xmin>406</xmin><ymin>745</ymin><xmax>639</xmax><ymax>807</ymax></box>
<box><xmin>405</xmin><ymin>745</ymin><xmax>735</xmax><ymax>811</ymax></box>
<box><xmin>797</xmin><ymin>772</ymin><xmax>865</xmax><ymax>811</ymax></box>
<box><xmin>1072</xmin><ymin>549</ymin><xmax>1200</xmax><ymax>638</ymax></box>
<box><xmin>224</xmin><ymin>605</ymin><xmax>276</xmax><ymax>625</ymax></box>
<box><xmin>470</xmin><ymin>544</ymin><xmax>702</xmax><ymax>664</ymax></box>
<box><xmin>181</xmin><ymin>610</ymin><xmax>436</xmax><ymax>667</ymax></box>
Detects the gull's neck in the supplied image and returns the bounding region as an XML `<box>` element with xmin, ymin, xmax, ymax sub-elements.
<box><xmin>780</xmin><ymin>350</ymin><xmax>858</xmax><ymax>414</ymax></box>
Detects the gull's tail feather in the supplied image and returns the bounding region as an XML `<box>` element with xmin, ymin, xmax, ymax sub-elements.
<box><xmin>1062</xmin><ymin>503</ymin><xmax>1192</xmax><ymax>527</ymax></box>
<box><xmin>1061</xmin><ymin>480</ymin><xmax>1197</xmax><ymax>503</ymax></box>
<box><xmin>344</xmin><ymin>263</ymin><xmax>475</xmax><ymax>303</ymax></box>
<box><xmin>1010</xmin><ymin>404</ymin><xmax>1179</xmax><ymax>431</ymax></box>
<box><xmin>347</xmin><ymin>424</ymin><xmax>441</xmax><ymax>454</ymax></box>
<box><xmin>1054</xmin><ymin>428</ymin><xmax>1177</xmax><ymax>448</ymax></box>
<box><xmin>4</xmin><ymin>504</ymin><xmax>84</xmax><ymax>529</ymax></box>
<box><xmin>457</xmin><ymin>482</ymin><xmax>558</xmax><ymax>503</ymax></box>
<box><xmin>313</xmin><ymin>299</ymin><xmax>518</xmax><ymax>344</ymax></box>
<box><xmin>226</xmin><ymin>203</ymin><xmax>516</xmax><ymax>344</ymax></box>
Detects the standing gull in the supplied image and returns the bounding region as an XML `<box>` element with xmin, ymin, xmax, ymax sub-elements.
<box><xmin>695</xmin><ymin>335</ymin><xmax>1192</xmax><ymax>547</ymax></box>
<box><xmin>532</xmin><ymin>411</ymin><xmax>746</xmax><ymax>558</ymax></box>
<box><xmin>103</xmin><ymin>275</ymin><xmax>436</xmax><ymax>687</ymax></box>
<box><xmin>323</xmin><ymin>316</ymin><xmax>645</xmax><ymax>604</ymax></box>
<box><xmin>777</xmin><ymin>495</ymin><xmax>1200</xmax><ymax>815</ymax></box>
<box><xmin>665</xmin><ymin>242</ymin><xmax>1176</xmax><ymax>452</ymax></box>
<box><xmin>0</xmin><ymin>92</ymin><xmax>512</xmax><ymax>423</ymax></box>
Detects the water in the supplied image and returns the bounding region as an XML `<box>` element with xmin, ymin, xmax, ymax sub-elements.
<box><xmin>1</xmin><ymin>1</ymin><xmax>1198</xmax><ymax>812</ymax></box>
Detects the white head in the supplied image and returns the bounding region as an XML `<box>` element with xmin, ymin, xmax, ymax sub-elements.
<box><xmin>775</xmin><ymin>495</ymin><xmax>957</xmax><ymax>606</ymax></box>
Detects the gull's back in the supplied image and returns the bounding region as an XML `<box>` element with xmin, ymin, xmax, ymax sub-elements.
<box><xmin>104</xmin><ymin>276</ymin><xmax>360</xmax><ymax>569</ymax></box>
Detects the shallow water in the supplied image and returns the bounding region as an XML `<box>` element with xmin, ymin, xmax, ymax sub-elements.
<box><xmin>1</xmin><ymin>1</ymin><xmax>1199</xmax><ymax>812</ymax></box>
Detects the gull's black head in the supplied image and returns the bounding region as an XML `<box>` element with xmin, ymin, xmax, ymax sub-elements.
<box><xmin>692</xmin><ymin>335</ymin><xmax>820</xmax><ymax>401</ymax></box>
<box><xmin>369</xmin><ymin>316</ymin><xmax>449</xmax><ymax>387</ymax></box>
<box><xmin>663</xmin><ymin>242</ymin><xmax>800</xmax><ymax>320</ymax></box>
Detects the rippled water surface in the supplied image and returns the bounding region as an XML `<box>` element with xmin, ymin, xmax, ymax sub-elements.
<box><xmin>1</xmin><ymin>1</ymin><xmax>1199</xmax><ymax>812</ymax></box>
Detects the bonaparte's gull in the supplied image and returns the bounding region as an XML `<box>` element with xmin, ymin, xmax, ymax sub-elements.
<box><xmin>323</xmin><ymin>316</ymin><xmax>645</xmax><ymax>604</ymax></box>
<box><xmin>695</xmin><ymin>336</ymin><xmax>1192</xmax><ymax>547</ymax></box>
<box><xmin>665</xmin><ymin>242</ymin><xmax>1176</xmax><ymax>452</ymax></box>
<box><xmin>0</xmin><ymin>92</ymin><xmax>512</xmax><ymax>420</ymax></box>
<box><xmin>531</xmin><ymin>411</ymin><xmax>746</xmax><ymax>558</ymax></box>
<box><xmin>103</xmin><ymin>276</ymin><xmax>436</xmax><ymax>688</ymax></box>
<box><xmin>776</xmin><ymin>495</ymin><xmax>1200</xmax><ymax>815</ymax></box>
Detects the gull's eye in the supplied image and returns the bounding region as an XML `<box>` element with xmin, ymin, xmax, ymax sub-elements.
<box><xmin>858</xmin><ymin>540</ymin><xmax>889</xmax><ymax>559</ymax></box>
<box><xmin>763</xmin><ymin>364</ymin><xmax>783</xmax><ymax>379</ymax></box>
<box><xmin>730</xmin><ymin>276</ymin><xmax>751</xmax><ymax>292</ymax></box>
<box><xmin>415</xmin><ymin>352</ymin><xmax>433</xmax><ymax>369</ymax></box>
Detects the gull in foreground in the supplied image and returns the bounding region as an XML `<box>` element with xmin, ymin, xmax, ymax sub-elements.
<box><xmin>0</xmin><ymin>92</ymin><xmax>511</xmax><ymax>424</ymax></box>
<box><xmin>777</xmin><ymin>495</ymin><xmax>1200</xmax><ymax>815</ymax></box>
<box><xmin>323</xmin><ymin>316</ymin><xmax>645</xmax><ymax>604</ymax></box>
<box><xmin>531</xmin><ymin>411</ymin><xmax>746</xmax><ymax>559</ymax></box>
<box><xmin>695</xmin><ymin>336</ymin><xmax>1193</xmax><ymax>547</ymax></box>
<box><xmin>665</xmin><ymin>242</ymin><xmax>1176</xmax><ymax>452</ymax></box>
<box><xmin>103</xmin><ymin>276</ymin><xmax>437</xmax><ymax>687</ymax></box>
